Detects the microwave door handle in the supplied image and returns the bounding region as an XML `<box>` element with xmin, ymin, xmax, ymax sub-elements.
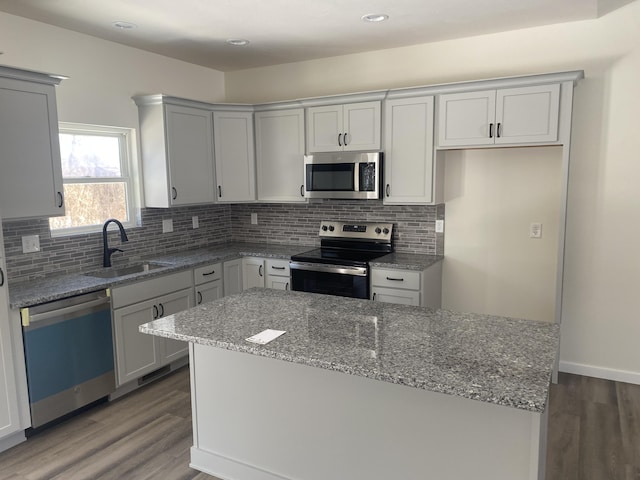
<box><xmin>353</xmin><ymin>162</ymin><xmax>360</xmax><ymax>192</ymax></box>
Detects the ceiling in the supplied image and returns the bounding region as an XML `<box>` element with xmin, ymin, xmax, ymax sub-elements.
<box><xmin>0</xmin><ymin>0</ymin><xmax>633</xmax><ymax>71</ymax></box>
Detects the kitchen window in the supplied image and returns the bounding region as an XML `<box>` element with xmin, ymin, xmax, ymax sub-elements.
<box><xmin>49</xmin><ymin>123</ymin><xmax>140</xmax><ymax>236</ymax></box>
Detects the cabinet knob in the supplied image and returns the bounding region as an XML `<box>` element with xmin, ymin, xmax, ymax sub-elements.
<box><xmin>57</xmin><ymin>191</ymin><xmax>64</xmax><ymax>208</ymax></box>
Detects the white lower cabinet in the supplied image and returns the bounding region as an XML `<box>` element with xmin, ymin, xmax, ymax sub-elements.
<box><xmin>111</xmin><ymin>270</ymin><xmax>194</xmax><ymax>386</ymax></box>
<box><xmin>194</xmin><ymin>262</ymin><xmax>223</xmax><ymax>305</ymax></box>
<box><xmin>223</xmin><ymin>259</ymin><xmax>243</xmax><ymax>296</ymax></box>
<box><xmin>371</xmin><ymin>261</ymin><xmax>442</xmax><ymax>308</ymax></box>
<box><xmin>265</xmin><ymin>259</ymin><xmax>291</xmax><ymax>291</ymax></box>
<box><xmin>0</xmin><ymin>232</ymin><xmax>22</xmax><ymax>446</ymax></box>
<box><xmin>243</xmin><ymin>257</ymin><xmax>291</xmax><ymax>291</ymax></box>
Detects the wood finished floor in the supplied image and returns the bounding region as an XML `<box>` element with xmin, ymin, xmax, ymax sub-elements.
<box><xmin>0</xmin><ymin>368</ymin><xmax>638</xmax><ymax>479</ymax></box>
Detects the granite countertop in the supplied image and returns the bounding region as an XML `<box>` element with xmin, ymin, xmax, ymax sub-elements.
<box><xmin>140</xmin><ymin>288</ymin><xmax>559</xmax><ymax>413</ymax></box>
<box><xmin>8</xmin><ymin>242</ymin><xmax>311</xmax><ymax>308</ymax></box>
<box><xmin>9</xmin><ymin>241</ymin><xmax>443</xmax><ymax>309</ymax></box>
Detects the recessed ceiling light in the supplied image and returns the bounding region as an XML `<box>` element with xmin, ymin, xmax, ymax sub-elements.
<box><xmin>361</xmin><ymin>13</ymin><xmax>389</xmax><ymax>23</ymax></box>
<box><xmin>226</xmin><ymin>39</ymin><xmax>250</xmax><ymax>46</ymax></box>
<box><xmin>112</xmin><ymin>21</ymin><xmax>137</xmax><ymax>30</ymax></box>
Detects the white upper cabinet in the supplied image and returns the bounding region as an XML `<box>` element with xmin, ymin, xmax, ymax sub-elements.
<box><xmin>255</xmin><ymin>108</ymin><xmax>306</xmax><ymax>202</ymax></box>
<box><xmin>307</xmin><ymin>101</ymin><xmax>381</xmax><ymax>153</ymax></box>
<box><xmin>134</xmin><ymin>96</ymin><xmax>215</xmax><ymax>207</ymax></box>
<box><xmin>0</xmin><ymin>67</ymin><xmax>65</xmax><ymax>219</ymax></box>
<box><xmin>437</xmin><ymin>84</ymin><xmax>560</xmax><ymax>148</ymax></box>
<box><xmin>213</xmin><ymin>110</ymin><xmax>256</xmax><ymax>202</ymax></box>
<box><xmin>383</xmin><ymin>95</ymin><xmax>436</xmax><ymax>204</ymax></box>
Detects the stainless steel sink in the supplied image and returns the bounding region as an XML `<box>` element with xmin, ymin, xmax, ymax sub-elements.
<box><xmin>84</xmin><ymin>262</ymin><xmax>167</xmax><ymax>278</ymax></box>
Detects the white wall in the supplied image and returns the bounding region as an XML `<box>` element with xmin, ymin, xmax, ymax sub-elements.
<box><xmin>227</xmin><ymin>1</ymin><xmax>640</xmax><ymax>382</ymax></box>
<box><xmin>0</xmin><ymin>12</ymin><xmax>225</xmax><ymax>128</ymax></box>
<box><xmin>442</xmin><ymin>147</ymin><xmax>563</xmax><ymax>323</ymax></box>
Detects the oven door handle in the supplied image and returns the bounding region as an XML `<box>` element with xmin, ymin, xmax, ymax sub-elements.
<box><xmin>289</xmin><ymin>262</ymin><xmax>367</xmax><ymax>277</ymax></box>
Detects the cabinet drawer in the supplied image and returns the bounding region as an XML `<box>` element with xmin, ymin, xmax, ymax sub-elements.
<box><xmin>371</xmin><ymin>269</ymin><xmax>420</xmax><ymax>290</ymax></box>
<box><xmin>111</xmin><ymin>270</ymin><xmax>193</xmax><ymax>308</ymax></box>
<box><xmin>265</xmin><ymin>259</ymin><xmax>290</xmax><ymax>277</ymax></box>
<box><xmin>194</xmin><ymin>263</ymin><xmax>222</xmax><ymax>285</ymax></box>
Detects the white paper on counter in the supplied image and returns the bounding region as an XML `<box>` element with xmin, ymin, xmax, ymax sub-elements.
<box><xmin>245</xmin><ymin>329</ymin><xmax>286</xmax><ymax>345</ymax></box>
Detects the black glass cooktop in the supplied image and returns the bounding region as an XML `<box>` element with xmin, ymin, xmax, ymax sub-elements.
<box><xmin>290</xmin><ymin>247</ymin><xmax>390</xmax><ymax>267</ymax></box>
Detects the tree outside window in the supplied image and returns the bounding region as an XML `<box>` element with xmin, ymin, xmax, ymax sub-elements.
<box><xmin>49</xmin><ymin>123</ymin><xmax>139</xmax><ymax>236</ymax></box>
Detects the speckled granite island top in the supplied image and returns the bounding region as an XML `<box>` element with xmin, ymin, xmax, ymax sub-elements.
<box><xmin>140</xmin><ymin>288</ymin><xmax>559</xmax><ymax>413</ymax></box>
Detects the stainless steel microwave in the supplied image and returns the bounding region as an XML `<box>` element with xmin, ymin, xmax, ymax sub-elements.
<box><xmin>303</xmin><ymin>152</ymin><xmax>382</xmax><ymax>199</ymax></box>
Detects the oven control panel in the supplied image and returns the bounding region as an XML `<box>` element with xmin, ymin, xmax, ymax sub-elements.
<box><xmin>318</xmin><ymin>220</ymin><xmax>393</xmax><ymax>242</ymax></box>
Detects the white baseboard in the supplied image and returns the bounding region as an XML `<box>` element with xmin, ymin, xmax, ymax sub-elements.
<box><xmin>559</xmin><ymin>361</ymin><xmax>640</xmax><ymax>385</ymax></box>
<box><xmin>0</xmin><ymin>430</ymin><xmax>26</xmax><ymax>453</ymax></box>
<box><xmin>190</xmin><ymin>447</ymin><xmax>292</xmax><ymax>480</ymax></box>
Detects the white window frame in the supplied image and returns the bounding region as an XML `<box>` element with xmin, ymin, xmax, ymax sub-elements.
<box><xmin>50</xmin><ymin>122</ymin><xmax>141</xmax><ymax>237</ymax></box>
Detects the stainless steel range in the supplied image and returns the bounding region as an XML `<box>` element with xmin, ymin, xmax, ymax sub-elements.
<box><xmin>290</xmin><ymin>220</ymin><xmax>393</xmax><ymax>299</ymax></box>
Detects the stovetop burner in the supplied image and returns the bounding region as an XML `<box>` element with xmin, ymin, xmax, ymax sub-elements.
<box><xmin>290</xmin><ymin>220</ymin><xmax>394</xmax><ymax>267</ymax></box>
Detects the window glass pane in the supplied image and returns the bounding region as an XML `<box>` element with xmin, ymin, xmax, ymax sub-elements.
<box><xmin>59</xmin><ymin>133</ymin><xmax>122</xmax><ymax>178</ymax></box>
<box><xmin>49</xmin><ymin>183</ymin><xmax>128</xmax><ymax>230</ymax></box>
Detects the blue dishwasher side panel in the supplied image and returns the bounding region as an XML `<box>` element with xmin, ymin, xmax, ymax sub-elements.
<box><xmin>23</xmin><ymin>308</ymin><xmax>114</xmax><ymax>403</ymax></box>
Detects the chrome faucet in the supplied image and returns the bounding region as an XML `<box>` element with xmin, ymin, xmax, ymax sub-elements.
<box><xmin>102</xmin><ymin>219</ymin><xmax>129</xmax><ymax>267</ymax></box>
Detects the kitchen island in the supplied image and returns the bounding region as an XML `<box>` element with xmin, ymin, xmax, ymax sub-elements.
<box><xmin>140</xmin><ymin>288</ymin><xmax>558</xmax><ymax>480</ymax></box>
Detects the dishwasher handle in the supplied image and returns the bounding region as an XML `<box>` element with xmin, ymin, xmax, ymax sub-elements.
<box><xmin>22</xmin><ymin>295</ymin><xmax>111</xmax><ymax>327</ymax></box>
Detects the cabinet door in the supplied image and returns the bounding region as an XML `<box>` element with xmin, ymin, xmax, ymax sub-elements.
<box><xmin>343</xmin><ymin>102</ymin><xmax>381</xmax><ymax>151</ymax></box>
<box><xmin>0</xmin><ymin>78</ymin><xmax>64</xmax><ymax>218</ymax></box>
<box><xmin>437</xmin><ymin>90</ymin><xmax>496</xmax><ymax>147</ymax></box>
<box><xmin>223</xmin><ymin>259</ymin><xmax>243</xmax><ymax>296</ymax></box>
<box><xmin>306</xmin><ymin>105</ymin><xmax>342</xmax><ymax>153</ymax></box>
<box><xmin>371</xmin><ymin>287</ymin><xmax>420</xmax><ymax>306</ymax></box>
<box><xmin>196</xmin><ymin>280</ymin><xmax>223</xmax><ymax>305</ymax></box>
<box><xmin>0</xmin><ymin>254</ymin><xmax>21</xmax><ymax>440</ymax></box>
<box><xmin>159</xmin><ymin>288</ymin><xmax>194</xmax><ymax>363</ymax></box>
<box><xmin>255</xmin><ymin>109</ymin><xmax>306</xmax><ymax>202</ymax></box>
<box><xmin>384</xmin><ymin>96</ymin><xmax>435</xmax><ymax>204</ymax></box>
<box><xmin>495</xmin><ymin>84</ymin><xmax>560</xmax><ymax>144</ymax></box>
<box><xmin>243</xmin><ymin>258</ymin><xmax>265</xmax><ymax>290</ymax></box>
<box><xmin>266</xmin><ymin>276</ymin><xmax>290</xmax><ymax>291</ymax></box>
<box><xmin>113</xmin><ymin>298</ymin><xmax>161</xmax><ymax>386</ymax></box>
<box><xmin>213</xmin><ymin>111</ymin><xmax>256</xmax><ymax>202</ymax></box>
<box><xmin>165</xmin><ymin>104</ymin><xmax>215</xmax><ymax>205</ymax></box>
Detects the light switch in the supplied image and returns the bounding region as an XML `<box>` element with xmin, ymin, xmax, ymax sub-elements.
<box><xmin>192</xmin><ymin>216</ymin><xmax>199</xmax><ymax>229</ymax></box>
<box><xmin>529</xmin><ymin>223</ymin><xmax>542</xmax><ymax>238</ymax></box>
<box><xmin>162</xmin><ymin>218</ymin><xmax>174</xmax><ymax>233</ymax></box>
<box><xmin>251</xmin><ymin>213</ymin><xmax>258</xmax><ymax>225</ymax></box>
<box><xmin>435</xmin><ymin>220</ymin><xmax>444</xmax><ymax>233</ymax></box>
<box><xmin>22</xmin><ymin>235</ymin><xmax>40</xmax><ymax>253</ymax></box>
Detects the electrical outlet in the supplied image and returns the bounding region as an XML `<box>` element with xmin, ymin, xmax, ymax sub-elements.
<box><xmin>251</xmin><ymin>213</ymin><xmax>258</xmax><ymax>225</ymax></box>
<box><xmin>162</xmin><ymin>218</ymin><xmax>174</xmax><ymax>233</ymax></box>
<box><xmin>529</xmin><ymin>222</ymin><xmax>542</xmax><ymax>238</ymax></box>
<box><xmin>192</xmin><ymin>216</ymin><xmax>199</xmax><ymax>229</ymax></box>
<box><xmin>435</xmin><ymin>220</ymin><xmax>444</xmax><ymax>233</ymax></box>
<box><xmin>22</xmin><ymin>235</ymin><xmax>40</xmax><ymax>253</ymax></box>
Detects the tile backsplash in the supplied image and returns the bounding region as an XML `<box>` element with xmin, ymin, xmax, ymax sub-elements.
<box><xmin>2</xmin><ymin>200</ymin><xmax>443</xmax><ymax>282</ymax></box>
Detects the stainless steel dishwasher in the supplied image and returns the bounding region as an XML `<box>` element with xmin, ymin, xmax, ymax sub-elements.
<box><xmin>21</xmin><ymin>290</ymin><xmax>115</xmax><ymax>429</ymax></box>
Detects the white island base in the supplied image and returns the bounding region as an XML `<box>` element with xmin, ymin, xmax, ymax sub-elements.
<box><xmin>188</xmin><ymin>344</ymin><xmax>548</xmax><ymax>480</ymax></box>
